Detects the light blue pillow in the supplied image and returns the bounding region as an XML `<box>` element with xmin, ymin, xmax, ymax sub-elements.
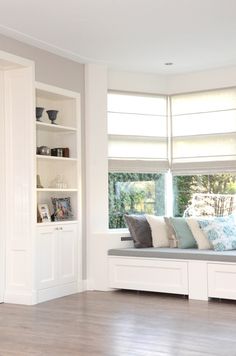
<box><xmin>169</xmin><ymin>217</ymin><xmax>197</xmax><ymax>249</ymax></box>
<box><xmin>198</xmin><ymin>215</ymin><xmax>236</xmax><ymax>251</ymax></box>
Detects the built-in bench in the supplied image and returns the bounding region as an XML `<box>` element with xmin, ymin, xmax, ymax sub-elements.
<box><xmin>108</xmin><ymin>248</ymin><xmax>236</xmax><ymax>301</ymax></box>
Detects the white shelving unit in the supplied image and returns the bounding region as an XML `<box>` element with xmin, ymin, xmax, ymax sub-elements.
<box><xmin>0</xmin><ymin>51</ymin><xmax>83</xmax><ymax>306</ymax></box>
<box><xmin>35</xmin><ymin>82</ymin><xmax>82</xmax><ymax>303</ymax></box>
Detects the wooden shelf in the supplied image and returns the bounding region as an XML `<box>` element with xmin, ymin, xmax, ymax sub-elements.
<box><xmin>37</xmin><ymin>188</ymin><xmax>78</xmax><ymax>192</ymax></box>
<box><xmin>36</xmin><ymin>155</ymin><xmax>77</xmax><ymax>162</ymax></box>
<box><xmin>37</xmin><ymin>220</ymin><xmax>78</xmax><ymax>226</ymax></box>
<box><xmin>36</xmin><ymin>121</ymin><xmax>76</xmax><ymax>133</ymax></box>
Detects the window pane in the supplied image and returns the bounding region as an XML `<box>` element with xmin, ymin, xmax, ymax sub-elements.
<box><xmin>173</xmin><ymin>174</ymin><xmax>236</xmax><ymax>217</ymax></box>
<box><xmin>109</xmin><ymin>173</ymin><xmax>165</xmax><ymax>229</ymax></box>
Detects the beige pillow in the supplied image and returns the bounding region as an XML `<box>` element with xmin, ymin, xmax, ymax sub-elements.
<box><xmin>164</xmin><ymin>217</ymin><xmax>178</xmax><ymax>248</ymax></box>
<box><xmin>145</xmin><ymin>215</ymin><xmax>170</xmax><ymax>247</ymax></box>
<box><xmin>186</xmin><ymin>217</ymin><xmax>212</xmax><ymax>250</ymax></box>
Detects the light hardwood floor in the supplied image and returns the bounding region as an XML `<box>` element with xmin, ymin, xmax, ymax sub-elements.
<box><xmin>0</xmin><ymin>291</ymin><xmax>236</xmax><ymax>355</ymax></box>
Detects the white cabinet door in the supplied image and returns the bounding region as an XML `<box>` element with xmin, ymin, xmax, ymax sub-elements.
<box><xmin>37</xmin><ymin>224</ymin><xmax>77</xmax><ymax>291</ymax></box>
<box><xmin>208</xmin><ymin>263</ymin><xmax>236</xmax><ymax>300</ymax></box>
<box><xmin>58</xmin><ymin>224</ymin><xmax>77</xmax><ymax>285</ymax></box>
<box><xmin>36</xmin><ymin>226</ymin><xmax>58</xmax><ymax>289</ymax></box>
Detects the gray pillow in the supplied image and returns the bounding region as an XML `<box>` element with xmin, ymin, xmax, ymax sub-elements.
<box><xmin>124</xmin><ymin>214</ymin><xmax>153</xmax><ymax>248</ymax></box>
<box><xmin>169</xmin><ymin>217</ymin><xmax>197</xmax><ymax>249</ymax></box>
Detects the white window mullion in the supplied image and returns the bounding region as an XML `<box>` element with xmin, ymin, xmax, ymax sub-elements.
<box><xmin>165</xmin><ymin>170</ymin><xmax>173</xmax><ymax>216</ymax></box>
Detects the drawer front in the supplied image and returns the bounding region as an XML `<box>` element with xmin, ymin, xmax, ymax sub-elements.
<box><xmin>208</xmin><ymin>263</ymin><xmax>236</xmax><ymax>300</ymax></box>
<box><xmin>109</xmin><ymin>257</ymin><xmax>188</xmax><ymax>295</ymax></box>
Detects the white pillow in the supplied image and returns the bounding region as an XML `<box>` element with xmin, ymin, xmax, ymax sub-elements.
<box><xmin>145</xmin><ymin>215</ymin><xmax>170</xmax><ymax>247</ymax></box>
<box><xmin>186</xmin><ymin>217</ymin><xmax>212</xmax><ymax>250</ymax></box>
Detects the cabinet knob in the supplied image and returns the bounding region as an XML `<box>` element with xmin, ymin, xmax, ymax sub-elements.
<box><xmin>54</xmin><ymin>226</ymin><xmax>63</xmax><ymax>230</ymax></box>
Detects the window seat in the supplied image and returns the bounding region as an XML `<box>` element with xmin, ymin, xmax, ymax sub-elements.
<box><xmin>108</xmin><ymin>247</ymin><xmax>236</xmax><ymax>301</ymax></box>
<box><xmin>108</xmin><ymin>247</ymin><xmax>236</xmax><ymax>262</ymax></box>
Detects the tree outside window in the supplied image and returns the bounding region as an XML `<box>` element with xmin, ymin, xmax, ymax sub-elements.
<box><xmin>173</xmin><ymin>174</ymin><xmax>236</xmax><ymax>217</ymax></box>
<box><xmin>109</xmin><ymin>173</ymin><xmax>165</xmax><ymax>229</ymax></box>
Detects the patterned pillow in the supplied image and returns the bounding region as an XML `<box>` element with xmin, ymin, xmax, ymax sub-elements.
<box><xmin>198</xmin><ymin>215</ymin><xmax>236</xmax><ymax>251</ymax></box>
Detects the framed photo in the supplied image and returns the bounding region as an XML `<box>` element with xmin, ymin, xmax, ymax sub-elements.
<box><xmin>51</xmin><ymin>197</ymin><xmax>73</xmax><ymax>221</ymax></box>
<box><xmin>38</xmin><ymin>204</ymin><xmax>51</xmax><ymax>223</ymax></box>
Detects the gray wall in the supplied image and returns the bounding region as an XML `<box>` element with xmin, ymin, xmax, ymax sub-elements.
<box><xmin>0</xmin><ymin>34</ymin><xmax>84</xmax><ymax>92</ymax></box>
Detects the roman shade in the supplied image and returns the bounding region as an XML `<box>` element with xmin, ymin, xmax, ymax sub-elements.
<box><xmin>108</xmin><ymin>92</ymin><xmax>168</xmax><ymax>172</ymax></box>
<box><xmin>171</xmin><ymin>88</ymin><xmax>236</xmax><ymax>174</ymax></box>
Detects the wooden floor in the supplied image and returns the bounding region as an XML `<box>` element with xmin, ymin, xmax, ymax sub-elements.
<box><xmin>0</xmin><ymin>291</ymin><xmax>236</xmax><ymax>356</ymax></box>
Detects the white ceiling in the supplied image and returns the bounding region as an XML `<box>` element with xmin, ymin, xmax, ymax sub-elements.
<box><xmin>0</xmin><ymin>0</ymin><xmax>236</xmax><ymax>75</ymax></box>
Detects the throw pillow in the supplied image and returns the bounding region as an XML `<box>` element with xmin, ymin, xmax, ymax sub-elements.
<box><xmin>198</xmin><ymin>215</ymin><xmax>236</xmax><ymax>251</ymax></box>
<box><xmin>145</xmin><ymin>215</ymin><xmax>170</xmax><ymax>248</ymax></box>
<box><xmin>169</xmin><ymin>217</ymin><xmax>197</xmax><ymax>249</ymax></box>
<box><xmin>186</xmin><ymin>217</ymin><xmax>212</xmax><ymax>250</ymax></box>
<box><xmin>124</xmin><ymin>214</ymin><xmax>153</xmax><ymax>248</ymax></box>
<box><xmin>164</xmin><ymin>217</ymin><xmax>178</xmax><ymax>248</ymax></box>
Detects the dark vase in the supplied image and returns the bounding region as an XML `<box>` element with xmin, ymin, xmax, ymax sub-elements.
<box><xmin>36</xmin><ymin>107</ymin><xmax>44</xmax><ymax>122</ymax></box>
<box><xmin>46</xmin><ymin>110</ymin><xmax>59</xmax><ymax>124</ymax></box>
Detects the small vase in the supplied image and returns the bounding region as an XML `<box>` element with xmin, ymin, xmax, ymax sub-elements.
<box><xmin>36</xmin><ymin>174</ymin><xmax>44</xmax><ymax>188</ymax></box>
<box><xmin>36</xmin><ymin>107</ymin><xmax>44</xmax><ymax>122</ymax></box>
<box><xmin>46</xmin><ymin>110</ymin><xmax>58</xmax><ymax>124</ymax></box>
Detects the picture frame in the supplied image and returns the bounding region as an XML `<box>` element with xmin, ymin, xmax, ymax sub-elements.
<box><xmin>51</xmin><ymin>197</ymin><xmax>73</xmax><ymax>221</ymax></box>
<box><xmin>38</xmin><ymin>204</ymin><xmax>51</xmax><ymax>223</ymax></box>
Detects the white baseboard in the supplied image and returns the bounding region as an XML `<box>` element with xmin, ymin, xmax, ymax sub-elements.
<box><xmin>86</xmin><ymin>278</ymin><xmax>113</xmax><ymax>292</ymax></box>
<box><xmin>37</xmin><ymin>282</ymin><xmax>80</xmax><ymax>304</ymax></box>
<box><xmin>4</xmin><ymin>281</ymin><xmax>89</xmax><ymax>305</ymax></box>
<box><xmin>86</xmin><ymin>279</ymin><xmax>94</xmax><ymax>291</ymax></box>
<box><xmin>79</xmin><ymin>279</ymin><xmax>89</xmax><ymax>291</ymax></box>
<box><xmin>4</xmin><ymin>290</ymin><xmax>37</xmax><ymax>305</ymax></box>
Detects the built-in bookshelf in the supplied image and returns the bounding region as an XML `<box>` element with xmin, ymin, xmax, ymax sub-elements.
<box><xmin>35</xmin><ymin>82</ymin><xmax>82</xmax><ymax>303</ymax></box>
<box><xmin>35</xmin><ymin>82</ymin><xmax>81</xmax><ymax>224</ymax></box>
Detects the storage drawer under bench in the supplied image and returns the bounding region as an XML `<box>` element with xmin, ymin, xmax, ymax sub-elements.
<box><xmin>208</xmin><ymin>263</ymin><xmax>236</xmax><ymax>300</ymax></box>
<box><xmin>109</xmin><ymin>256</ymin><xmax>188</xmax><ymax>295</ymax></box>
<box><xmin>108</xmin><ymin>248</ymin><xmax>236</xmax><ymax>301</ymax></box>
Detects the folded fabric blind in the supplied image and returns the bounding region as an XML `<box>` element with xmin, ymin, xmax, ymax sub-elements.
<box><xmin>108</xmin><ymin>92</ymin><xmax>168</xmax><ymax>173</ymax></box>
<box><xmin>171</xmin><ymin>88</ymin><xmax>236</xmax><ymax>174</ymax></box>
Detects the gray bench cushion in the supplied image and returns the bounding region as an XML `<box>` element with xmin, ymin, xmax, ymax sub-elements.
<box><xmin>108</xmin><ymin>247</ymin><xmax>236</xmax><ymax>262</ymax></box>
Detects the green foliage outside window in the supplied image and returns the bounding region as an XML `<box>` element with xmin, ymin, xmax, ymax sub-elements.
<box><xmin>109</xmin><ymin>172</ymin><xmax>236</xmax><ymax>229</ymax></box>
<box><xmin>109</xmin><ymin>173</ymin><xmax>165</xmax><ymax>228</ymax></box>
<box><xmin>173</xmin><ymin>174</ymin><xmax>236</xmax><ymax>217</ymax></box>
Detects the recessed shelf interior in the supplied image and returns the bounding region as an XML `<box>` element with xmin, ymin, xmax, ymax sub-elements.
<box><xmin>36</xmin><ymin>129</ymin><xmax>77</xmax><ymax>159</ymax></box>
<box><xmin>37</xmin><ymin>191</ymin><xmax>78</xmax><ymax>221</ymax></box>
<box><xmin>36</xmin><ymin>89</ymin><xmax>77</xmax><ymax>128</ymax></box>
<box><xmin>37</xmin><ymin>159</ymin><xmax>77</xmax><ymax>189</ymax></box>
<box><xmin>35</xmin><ymin>85</ymin><xmax>80</xmax><ymax>227</ymax></box>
